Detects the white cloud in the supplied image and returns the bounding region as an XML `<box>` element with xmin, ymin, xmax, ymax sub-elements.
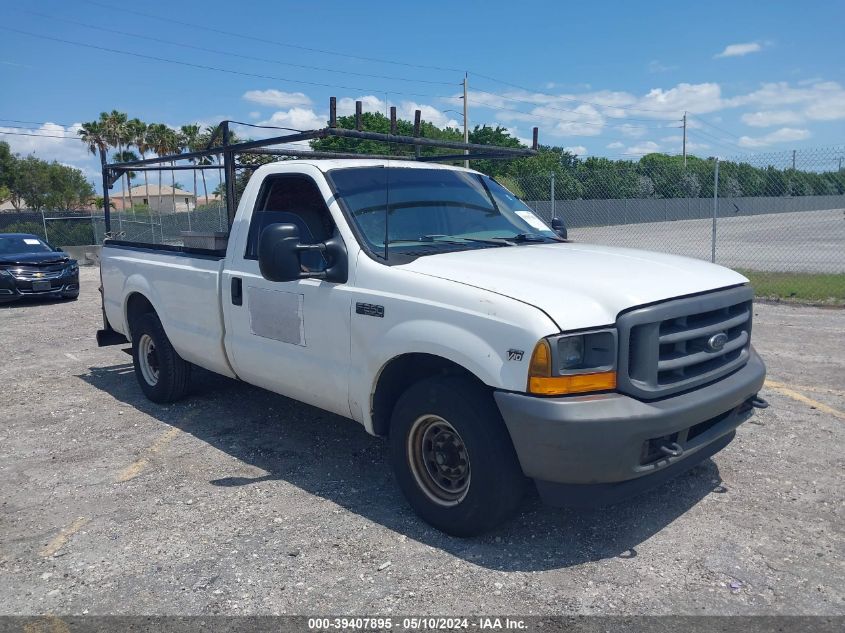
<box><xmin>616</xmin><ymin>123</ymin><xmax>647</xmax><ymax>138</ymax></box>
<box><xmin>261</xmin><ymin>107</ymin><xmax>326</xmax><ymax>131</ymax></box>
<box><xmin>248</xmin><ymin>111</ymin><xmax>261</xmax><ymax>119</ymax></box>
<box><xmin>647</xmin><ymin>60</ymin><xmax>676</xmax><ymax>73</ymax></box>
<box><xmin>624</xmin><ymin>141</ymin><xmax>661</xmax><ymax>155</ymax></box>
<box><xmin>606</xmin><ymin>141</ymin><xmax>624</xmax><ymax>149</ymax></box>
<box><xmin>635</xmin><ymin>83</ymin><xmax>725</xmax><ymax>115</ymax></box>
<box><xmin>730</xmin><ymin>80</ymin><xmax>845</xmax><ymax>123</ymax></box>
<box><xmin>714</xmin><ymin>42</ymin><xmax>763</xmax><ymax>58</ymax></box>
<box><xmin>563</xmin><ymin>145</ymin><xmax>587</xmax><ymax>156</ymax></box>
<box><xmin>242</xmin><ymin>89</ymin><xmax>312</xmax><ymax>108</ymax></box>
<box><xmin>337</xmin><ymin>95</ymin><xmax>459</xmax><ymax>128</ymax></box>
<box><xmin>741</xmin><ymin>110</ymin><xmax>803</xmax><ymax>127</ymax></box>
<box><xmin>738</xmin><ymin>127</ymin><xmax>811</xmax><ymax>148</ymax></box>
<box><xmin>1</xmin><ymin>122</ymin><xmax>90</xmax><ymax>164</ymax></box>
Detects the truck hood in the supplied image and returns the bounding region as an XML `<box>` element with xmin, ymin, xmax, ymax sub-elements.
<box><xmin>399</xmin><ymin>242</ymin><xmax>748</xmax><ymax>331</ymax></box>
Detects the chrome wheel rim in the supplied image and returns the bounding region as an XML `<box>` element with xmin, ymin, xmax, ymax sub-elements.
<box><xmin>407</xmin><ymin>415</ymin><xmax>471</xmax><ymax>506</ymax></box>
<box><xmin>138</xmin><ymin>333</ymin><xmax>160</xmax><ymax>386</ymax></box>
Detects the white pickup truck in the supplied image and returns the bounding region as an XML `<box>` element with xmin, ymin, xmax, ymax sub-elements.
<box><xmin>98</xmin><ymin>159</ymin><xmax>767</xmax><ymax>535</ymax></box>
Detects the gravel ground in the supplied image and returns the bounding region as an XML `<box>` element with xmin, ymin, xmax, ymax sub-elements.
<box><xmin>0</xmin><ymin>266</ymin><xmax>843</xmax><ymax>616</ymax></box>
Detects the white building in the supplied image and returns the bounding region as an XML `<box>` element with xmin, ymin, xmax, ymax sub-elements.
<box><xmin>113</xmin><ymin>184</ymin><xmax>196</xmax><ymax>213</ymax></box>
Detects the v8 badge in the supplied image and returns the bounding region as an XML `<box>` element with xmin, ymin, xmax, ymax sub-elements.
<box><xmin>507</xmin><ymin>349</ymin><xmax>524</xmax><ymax>361</ymax></box>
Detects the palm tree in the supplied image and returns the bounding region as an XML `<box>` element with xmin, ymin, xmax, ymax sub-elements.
<box><xmin>127</xmin><ymin>119</ymin><xmax>150</xmax><ymax>204</ymax></box>
<box><xmin>127</xmin><ymin>118</ymin><xmax>155</xmax><ymax>238</ymax></box>
<box><xmin>99</xmin><ymin>111</ymin><xmax>132</xmax><ymax>210</ymax></box>
<box><xmin>113</xmin><ymin>150</ymin><xmax>140</xmax><ymax>214</ymax></box>
<box><xmin>202</xmin><ymin>124</ymin><xmax>240</xmax><ymax>224</ymax></box>
<box><xmin>167</xmin><ymin>128</ymin><xmax>187</xmax><ymax>229</ymax></box>
<box><xmin>145</xmin><ymin>124</ymin><xmax>170</xmax><ymax>218</ymax></box>
<box><xmin>180</xmin><ymin>124</ymin><xmax>201</xmax><ymax>226</ymax></box>
<box><xmin>78</xmin><ymin>121</ymin><xmax>119</xmax><ymax>233</ymax></box>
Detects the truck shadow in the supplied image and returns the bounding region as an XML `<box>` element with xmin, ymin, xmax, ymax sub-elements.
<box><xmin>80</xmin><ymin>361</ymin><xmax>725</xmax><ymax>573</ymax></box>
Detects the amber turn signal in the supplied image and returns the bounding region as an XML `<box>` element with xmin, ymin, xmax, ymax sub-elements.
<box><xmin>527</xmin><ymin>340</ymin><xmax>616</xmax><ymax>395</ymax></box>
<box><xmin>528</xmin><ymin>371</ymin><xmax>617</xmax><ymax>396</ymax></box>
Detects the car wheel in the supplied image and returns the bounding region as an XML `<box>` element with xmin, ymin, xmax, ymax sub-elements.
<box><xmin>389</xmin><ymin>375</ymin><xmax>526</xmax><ymax>536</ymax></box>
<box><xmin>131</xmin><ymin>312</ymin><xmax>191</xmax><ymax>403</ymax></box>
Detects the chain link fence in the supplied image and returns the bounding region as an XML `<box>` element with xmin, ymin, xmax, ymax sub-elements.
<box><xmin>3</xmin><ymin>147</ymin><xmax>843</xmax><ymax>302</ymax></box>
<box><xmin>512</xmin><ymin>146</ymin><xmax>845</xmax><ymax>304</ymax></box>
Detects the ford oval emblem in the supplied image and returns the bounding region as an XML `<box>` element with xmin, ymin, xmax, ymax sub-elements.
<box><xmin>707</xmin><ymin>332</ymin><xmax>729</xmax><ymax>352</ymax></box>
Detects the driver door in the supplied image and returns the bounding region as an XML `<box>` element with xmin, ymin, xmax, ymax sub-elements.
<box><xmin>221</xmin><ymin>174</ymin><xmax>353</xmax><ymax>418</ymax></box>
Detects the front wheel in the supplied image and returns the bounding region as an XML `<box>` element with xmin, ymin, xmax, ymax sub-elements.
<box><xmin>389</xmin><ymin>375</ymin><xmax>526</xmax><ymax>536</ymax></box>
<box><xmin>131</xmin><ymin>312</ymin><xmax>191</xmax><ymax>403</ymax></box>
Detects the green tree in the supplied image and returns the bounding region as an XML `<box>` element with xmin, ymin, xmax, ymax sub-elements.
<box><xmin>44</xmin><ymin>162</ymin><xmax>95</xmax><ymax>210</ymax></box>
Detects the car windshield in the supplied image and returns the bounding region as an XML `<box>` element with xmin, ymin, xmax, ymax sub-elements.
<box><xmin>0</xmin><ymin>235</ymin><xmax>53</xmax><ymax>256</ymax></box>
<box><xmin>327</xmin><ymin>167</ymin><xmax>557</xmax><ymax>257</ymax></box>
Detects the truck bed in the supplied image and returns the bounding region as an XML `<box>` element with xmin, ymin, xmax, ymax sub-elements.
<box><xmin>100</xmin><ymin>241</ymin><xmax>235</xmax><ymax>378</ymax></box>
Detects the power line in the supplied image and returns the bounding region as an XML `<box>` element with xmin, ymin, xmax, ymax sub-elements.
<box><xmin>467</xmin><ymin>88</ymin><xmax>680</xmax><ymax>122</ymax></box>
<box><xmin>0</xmin><ymin>27</ymin><xmax>445</xmax><ymax>99</ymax></box>
<box><xmin>78</xmin><ymin>0</ymin><xmax>691</xmax><ymax>117</ymax></box>
<box><xmin>688</xmin><ymin>128</ymin><xmax>748</xmax><ymax>154</ymax></box>
<box><xmin>689</xmin><ymin>114</ymin><xmax>744</xmax><ymax>141</ymax></box>
<box><xmin>0</xmin><ymin>130</ymin><xmax>79</xmax><ymax>140</ymax></box>
<box><xmin>469</xmin><ymin>72</ymin><xmax>688</xmax><ymax>116</ymax></box>
<box><xmin>478</xmin><ymin>102</ymin><xmax>674</xmax><ymax>130</ymax></box>
<box><xmin>0</xmin><ymin>118</ymin><xmax>76</xmax><ymax>128</ymax></box>
<box><xmin>20</xmin><ymin>9</ymin><xmax>459</xmax><ymax>88</ymax></box>
<box><xmin>79</xmin><ymin>0</ymin><xmax>464</xmax><ymax>74</ymax></box>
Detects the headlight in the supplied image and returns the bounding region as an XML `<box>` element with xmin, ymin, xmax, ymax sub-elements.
<box><xmin>0</xmin><ymin>268</ymin><xmax>12</xmax><ymax>278</ymax></box>
<box><xmin>527</xmin><ymin>329</ymin><xmax>617</xmax><ymax>395</ymax></box>
<box><xmin>65</xmin><ymin>262</ymin><xmax>79</xmax><ymax>275</ymax></box>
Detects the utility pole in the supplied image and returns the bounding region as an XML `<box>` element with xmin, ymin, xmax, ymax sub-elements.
<box><xmin>792</xmin><ymin>149</ymin><xmax>796</xmax><ymax>170</ymax></box>
<box><xmin>682</xmin><ymin>112</ymin><xmax>687</xmax><ymax>168</ymax></box>
<box><xmin>839</xmin><ymin>156</ymin><xmax>843</xmax><ymax>172</ymax></box>
<box><xmin>463</xmin><ymin>72</ymin><xmax>469</xmax><ymax>169</ymax></box>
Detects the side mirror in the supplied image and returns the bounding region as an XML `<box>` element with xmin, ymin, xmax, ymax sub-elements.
<box><xmin>551</xmin><ymin>217</ymin><xmax>568</xmax><ymax>240</ymax></box>
<box><xmin>258</xmin><ymin>222</ymin><xmax>348</xmax><ymax>283</ymax></box>
<box><xmin>54</xmin><ymin>246</ymin><xmax>64</xmax><ymax>252</ymax></box>
<box><xmin>258</xmin><ymin>223</ymin><xmax>303</xmax><ymax>282</ymax></box>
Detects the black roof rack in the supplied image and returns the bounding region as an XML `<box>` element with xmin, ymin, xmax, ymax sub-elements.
<box><xmin>100</xmin><ymin>97</ymin><xmax>539</xmax><ymax>232</ymax></box>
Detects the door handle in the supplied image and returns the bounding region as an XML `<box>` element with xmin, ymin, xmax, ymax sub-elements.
<box><xmin>231</xmin><ymin>277</ymin><xmax>242</xmax><ymax>305</ymax></box>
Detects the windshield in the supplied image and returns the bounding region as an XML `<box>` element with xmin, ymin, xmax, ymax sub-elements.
<box><xmin>0</xmin><ymin>235</ymin><xmax>53</xmax><ymax>257</ymax></box>
<box><xmin>327</xmin><ymin>167</ymin><xmax>557</xmax><ymax>257</ymax></box>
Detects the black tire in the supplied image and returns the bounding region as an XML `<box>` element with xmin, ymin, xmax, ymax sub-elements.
<box><xmin>389</xmin><ymin>375</ymin><xmax>526</xmax><ymax>536</ymax></box>
<box><xmin>131</xmin><ymin>311</ymin><xmax>191</xmax><ymax>403</ymax></box>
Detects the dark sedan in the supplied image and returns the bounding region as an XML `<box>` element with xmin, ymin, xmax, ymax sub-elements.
<box><xmin>0</xmin><ymin>233</ymin><xmax>80</xmax><ymax>303</ymax></box>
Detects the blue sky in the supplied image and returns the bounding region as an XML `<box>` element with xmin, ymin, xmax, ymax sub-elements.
<box><xmin>1</xmin><ymin>0</ymin><xmax>844</xmax><ymax>183</ymax></box>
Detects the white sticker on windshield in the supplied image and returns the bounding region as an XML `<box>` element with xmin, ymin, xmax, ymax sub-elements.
<box><xmin>515</xmin><ymin>210</ymin><xmax>548</xmax><ymax>231</ymax></box>
<box><xmin>23</xmin><ymin>239</ymin><xmax>41</xmax><ymax>245</ymax></box>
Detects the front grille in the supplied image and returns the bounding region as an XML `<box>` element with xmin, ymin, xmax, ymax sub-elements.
<box><xmin>11</xmin><ymin>264</ymin><xmax>66</xmax><ymax>280</ymax></box>
<box><xmin>617</xmin><ymin>286</ymin><xmax>753</xmax><ymax>400</ymax></box>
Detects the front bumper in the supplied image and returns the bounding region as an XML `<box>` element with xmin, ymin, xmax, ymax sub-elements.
<box><xmin>0</xmin><ymin>273</ymin><xmax>79</xmax><ymax>302</ymax></box>
<box><xmin>494</xmin><ymin>347</ymin><xmax>766</xmax><ymax>505</ymax></box>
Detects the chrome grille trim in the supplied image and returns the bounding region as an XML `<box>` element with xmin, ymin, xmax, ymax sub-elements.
<box><xmin>8</xmin><ymin>264</ymin><xmax>67</xmax><ymax>281</ymax></box>
<box><xmin>617</xmin><ymin>285</ymin><xmax>754</xmax><ymax>400</ymax></box>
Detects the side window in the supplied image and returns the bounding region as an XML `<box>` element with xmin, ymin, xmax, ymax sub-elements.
<box><xmin>244</xmin><ymin>175</ymin><xmax>335</xmax><ymax>269</ymax></box>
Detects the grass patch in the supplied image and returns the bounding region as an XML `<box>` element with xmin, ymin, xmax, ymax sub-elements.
<box><xmin>738</xmin><ymin>270</ymin><xmax>845</xmax><ymax>305</ymax></box>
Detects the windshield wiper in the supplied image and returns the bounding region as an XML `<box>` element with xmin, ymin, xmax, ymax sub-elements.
<box><xmin>420</xmin><ymin>234</ymin><xmax>511</xmax><ymax>247</ymax></box>
<box><xmin>488</xmin><ymin>232</ymin><xmax>554</xmax><ymax>244</ymax></box>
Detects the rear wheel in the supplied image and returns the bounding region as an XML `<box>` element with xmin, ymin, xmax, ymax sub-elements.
<box><xmin>389</xmin><ymin>375</ymin><xmax>526</xmax><ymax>536</ymax></box>
<box><xmin>131</xmin><ymin>312</ymin><xmax>191</xmax><ymax>403</ymax></box>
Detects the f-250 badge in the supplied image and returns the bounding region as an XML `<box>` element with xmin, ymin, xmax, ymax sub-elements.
<box><xmin>507</xmin><ymin>349</ymin><xmax>524</xmax><ymax>361</ymax></box>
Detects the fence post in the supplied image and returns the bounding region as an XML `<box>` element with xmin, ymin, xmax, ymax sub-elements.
<box><xmin>712</xmin><ymin>158</ymin><xmax>719</xmax><ymax>263</ymax></box>
<box><xmin>41</xmin><ymin>209</ymin><xmax>49</xmax><ymax>242</ymax></box>
<box><xmin>550</xmin><ymin>171</ymin><xmax>555</xmax><ymax>220</ymax></box>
